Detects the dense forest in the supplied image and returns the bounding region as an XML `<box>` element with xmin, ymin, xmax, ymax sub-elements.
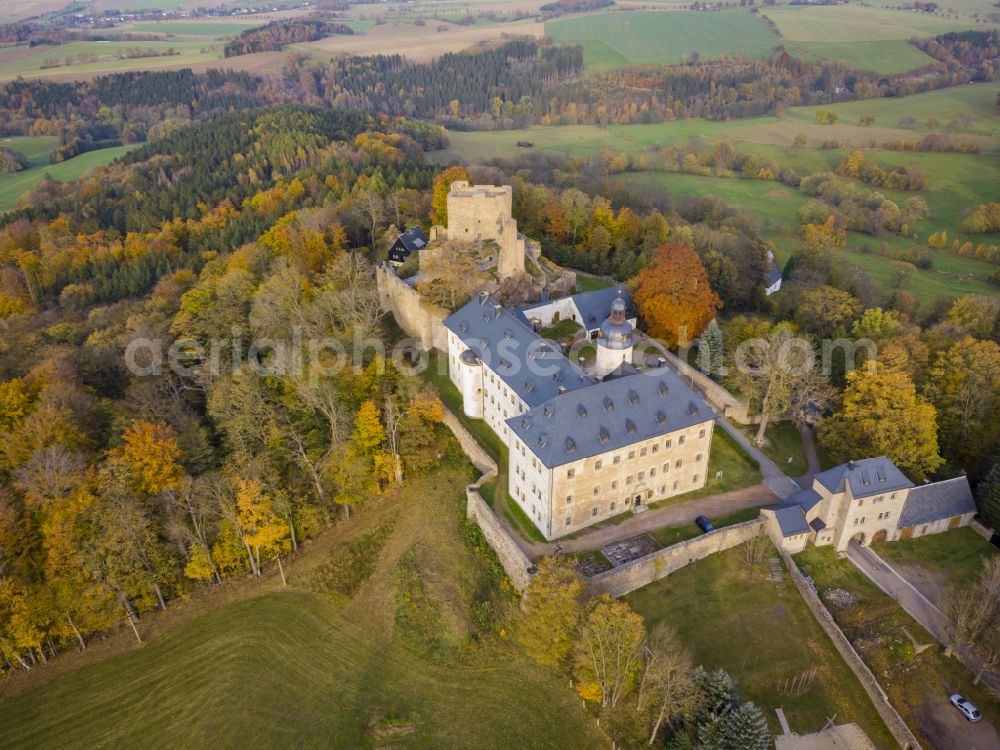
<box><xmin>223</xmin><ymin>19</ymin><xmax>354</xmax><ymax>57</ymax></box>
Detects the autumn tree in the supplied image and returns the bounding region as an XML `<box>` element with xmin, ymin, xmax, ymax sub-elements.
<box><xmin>517</xmin><ymin>556</ymin><xmax>586</xmax><ymax>667</ymax></box>
<box><xmin>728</xmin><ymin>324</ymin><xmax>835</xmax><ymax>446</ymax></box>
<box><xmin>573</xmin><ymin>596</ymin><xmax>646</xmax><ymax>709</ymax></box>
<box><xmin>634</xmin><ymin>243</ymin><xmax>722</xmax><ymax>347</ymax></box>
<box><xmin>794</xmin><ymin>285</ymin><xmax>862</xmax><ymax>338</ymax></box>
<box><xmin>636</xmin><ymin>623</ymin><xmax>697</xmax><ymax>745</ymax></box>
<box><xmin>924</xmin><ymin>337</ymin><xmax>1000</xmax><ymax>467</ymax></box>
<box><xmin>819</xmin><ymin>366</ymin><xmax>943</xmax><ymax>481</ymax></box>
<box><xmin>431</xmin><ymin>166</ymin><xmax>469</xmax><ymax>225</ymax></box>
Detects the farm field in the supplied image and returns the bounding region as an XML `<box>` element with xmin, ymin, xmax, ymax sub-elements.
<box><xmin>0</xmin><ymin>40</ymin><xmax>220</xmax><ymax>83</ymax></box>
<box><xmin>626</xmin><ymin>544</ymin><xmax>896</xmax><ymax>745</ymax></box>
<box><xmin>545</xmin><ymin>9</ymin><xmax>780</xmax><ymax>71</ymax></box>
<box><xmin>124</xmin><ymin>21</ymin><xmax>259</xmax><ymax>37</ymax></box>
<box><xmin>291</xmin><ymin>18</ymin><xmax>545</xmax><ymax>64</ymax></box>
<box><xmin>782</xmin><ymin>40</ymin><xmax>937</xmax><ymax>75</ymax></box>
<box><xmin>762</xmin><ymin>5</ymin><xmax>985</xmax><ymax>42</ymax></box>
<box><xmin>0</xmin><ymin>137</ymin><xmax>138</xmax><ymax>213</ymax></box>
<box><xmin>0</xmin><ymin>462</ymin><xmax>606</xmax><ymax>750</ymax></box>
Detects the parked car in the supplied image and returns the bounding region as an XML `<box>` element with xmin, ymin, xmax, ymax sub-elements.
<box><xmin>695</xmin><ymin>515</ymin><xmax>715</xmax><ymax>533</ymax></box>
<box><xmin>949</xmin><ymin>693</ymin><xmax>982</xmax><ymax>722</ymax></box>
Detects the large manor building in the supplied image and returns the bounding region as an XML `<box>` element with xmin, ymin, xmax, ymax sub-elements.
<box><xmin>444</xmin><ymin>289</ymin><xmax>717</xmax><ymax>540</ymax></box>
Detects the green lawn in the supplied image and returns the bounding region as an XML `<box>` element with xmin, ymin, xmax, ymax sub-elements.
<box><xmin>0</xmin><ymin>463</ymin><xmax>606</xmax><ymax>749</ymax></box>
<box><xmin>539</xmin><ymin>318</ymin><xmax>583</xmax><ymax>341</ymax></box>
<box><xmin>125</xmin><ymin>21</ymin><xmax>257</xmax><ymax>37</ymax></box>
<box><xmin>574</xmin><ymin>273</ymin><xmax>612</xmax><ymax>293</ymax></box>
<box><xmin>626</xmin><ymin>544</ymin><xmax>896</xmax><ymax>745</ymax></box>
<box><xmin>795</xmin><ymin>545</ymin><xmax>1000</xmax><ymax>747</ymax></box>
<box><xmin>0</xmin><ymin>139</ymin><xmax>138</xmax><ymax>213</ymax></box>
<box><xmin>648</xmin><ymin>505</ymin><xmax>761</xmax><ymax>547</ymax></box>
<box><xmin>545</xmin><ymin>9</ymin><xmax>780</xmax><ymax>71</ymax></box>
<box><xmin>873</xmin><ymin>527</ymin><xmax>997</xmax><ymax>590</ymax></box>
<box><xmin>743</xmin><ymin>421</ymin><xmax>809</xmax><ymax>478</ymax></box>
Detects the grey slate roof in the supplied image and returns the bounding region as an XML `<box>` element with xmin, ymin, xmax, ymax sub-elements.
<box><xmin>573</xmin><ymin>286</ymin><xmax>635</xmax><ymax>330</ymax></box>
<box><xmin>815</xmin><ymin>457</ymin><xmax>914</xmax><ymax>499</ymax></box>
<box><xmin>765</xmin><ymin>256</ymin><xmax>782</xmax><ymax>287</ymax></box>
<box><xmin>768</xmin><ymin>502</ymin><xmax>811</xmax><ymax>537</ymax></box>
<box><xmin>505</xmin><ymin>368</ymin><xmax>717</xmax><ymax>468</ymax></box>
<box><xmin>443</xmin><ymin>294</ymin><xmax>594</xmax><ymax>408</ymax></box>
<box><xmin>898</xmin><ymin>476</ymin><xmax>977</xmax><ymax>528</ymax></box>
<box><xmin>786</xmin><ymin>487</ymin><xmax>822</xmax><ymax>513</ymax></box>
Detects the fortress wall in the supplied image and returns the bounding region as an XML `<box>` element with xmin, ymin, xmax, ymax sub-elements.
<box><xmin>376</xmin><ymin>264</ymin><xmax>449</xmax><ymax>352</ymax></box>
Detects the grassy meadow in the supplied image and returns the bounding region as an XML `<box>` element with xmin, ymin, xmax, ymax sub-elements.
<box><xmin>545</xmin><ymin>9</ymin><xmax>780</xmax><ymax>71</ymax></box>
<box><xmin>437</xmin><ymin>81</ymin><xmax>1000</xmax><ymax>306</ymax></box>
<box><xmin>626</xmin><ymin>544</ymin><xmax>896</xmax><ymax>745</ymax></box>
<box><xmin>0</xmin><ymin>136</ymin><xmax>138</xmax><ymax>213</ymax></box>
<box><xmin>0</xmin><ymin>461</ymin><xmax>607</xmax><ymax>750</ymax></box>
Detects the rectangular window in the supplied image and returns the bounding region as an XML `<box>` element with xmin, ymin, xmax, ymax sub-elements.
<box><xmin>592</xmin><ymin>507</ymin><xmax>599</xmax><ymax>517</ymax></box>
<box><xmin>675</xmin><ymin>459</ymin><xmax>683</xmax><ymax>468</ymax></box>
<box><xmin>612</xmin><ymin>480</ymin><xmax>619</xmax><ymax>489</ymax></box>
<box><xmin>650</xmin><ymin>468</ymin><xmax>657</xmax><ymax>477</ymax></box>
<box><xmin>567</xmin><ymin>468</ymin><xmax>575</xmax><ymax>478</ymax></box>
<box><xmin>673</xmin><ymin>481</ymin><xmax>679</xmax><ymax>490</ymax></box>
<box><xmin>566</xmin><ymin>517</ymin><xmax>572</xmax><ymax>526</ymax></box>
<box><xmin>638</xmin><ymin>471</ymin><xmax>644</xmax><ymax>481</ymax></box>
<box><xmin>610</xmin><ymin>503</ymin><xmax>616</xmax><ymax>512</ymax></box>
<box><xmin>699</xmin><ymin>429</ymin><xmax>706</xmax><ymax>439</ymax></box>
<box><xmin>665</xmin><ymin>439</ymin><xmax>672</xmax><ymax>449</ymax></box>
<box><xmin>628</xmin><ymin>451</ymin><xmax>635</xmax><ymax>460</ymax></box>
<box><xmin>594</xmin><ymin>460</ymin><xmax>602</xmax><ymax>470</ymax></box>
<box><xmin>593</xmin><ymin>486</ymin><xmax>600</xmax><ymax>495</ymax></box>
<box><xmin>640</xmin><ymin>447</ymin><xmax>647</xmax><ymax>457</ymax></box>
<box><xmin>692</xmin><ymin>474</ymin><xmax>700</xmax><ymax>484</ymax></box>
<box><xmin>566</xmin><ymin>495</ymin><xmax>572</xmax><ymax>505</ymax></box>
<box><xmin>652</xmin><ymin>444</ymin><xmax>658</xmax><ymax>454</ymax></box>
<box><xmin>627</xmin><ymin>475</ymin><xmax>633</xmax><ymax>485</ymax></box>
<box><xmin>662</xmin><ymin>463</ymin><xmax>669</xmax><ymax>473</ymax></box>
<box><xmin>679</xmin><ymin>435</ymin><xmax>685</xmax><ymax>445</ymax></box>
<box><xmin>613</xmin><ymin>455</ymin><xmax>621</xmax><ymax>465</ymax></box>
<box><xmin>696</xmin><ymin>453</ymin><xmax>703</xmax><ymax>463</ymax></box>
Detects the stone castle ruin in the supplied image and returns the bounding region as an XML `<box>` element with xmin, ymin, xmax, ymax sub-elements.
<box><xmin>445</xmin><ymin>181</ymin><xmax>526</xmax><ymax>282</ymax></box>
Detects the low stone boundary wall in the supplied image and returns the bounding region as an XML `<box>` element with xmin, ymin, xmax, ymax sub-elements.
<box><xmin>782</xmin><ymin>551</ymin><xmax>922</xmax><ymax>750</ymax></box>
<box><xmin>440</xmin><ymin>409</ymin><xmax>534</xmax><ymax>592</ymax></box>
<box><xmin>971</xmin><ymin>519</ymin><xmax>996</xmax><ymax>543</ymax></box>
<box><xmin>589</xmin><ymin>519</ymin><xmax>766</xmax><ymax>597</ymax></box>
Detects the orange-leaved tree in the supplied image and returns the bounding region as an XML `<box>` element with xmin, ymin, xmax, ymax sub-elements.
<box><xmin>634</xmin><ymin>243</ymin><xmax>722</xmax><ymax>347</ymax></box>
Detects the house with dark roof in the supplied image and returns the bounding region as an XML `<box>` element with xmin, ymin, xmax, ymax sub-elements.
<box><xmin>516</xmin><ymin>286</ymin><xmax>637</xmax><ymax>337</ymax></box>
<box><xmin>387</xmin><ymin>226</ymin><xmax>428</xmax><ymax>265</ymax></box>
<box><xmin>762</xmin><ymin>457</ymin><xmax>978</xmax><ymax>553</ymax></box>
<box><xmin>442</xmin><ymin>292</ymin><xmax>717</xmax><ymax>540</ymax></box>
<box><xmin>764</xmin><ymin>250</ymin><xmax>782</xmax><ymax>296</ymax></box>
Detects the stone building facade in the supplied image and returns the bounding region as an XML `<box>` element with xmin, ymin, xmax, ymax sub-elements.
<box><xmin>446</xmin><ymin>181</ymin><xmax>526</xmax><ymax>281</ymax></box>
<box><xmin>444</xmin><ymin>291</ymin><xmax>716</xmax><ymax>540</ymax></box>
<box><xmin>763</xmin><ymin>457</ymin><xmax>978</xmax><ymax>553</ymax></box>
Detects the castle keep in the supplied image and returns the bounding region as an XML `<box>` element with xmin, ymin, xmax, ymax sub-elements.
<box><xmin>446</xmin><ymin>181</ymin><xmax>526</xmax><ymax>282</ymax></box>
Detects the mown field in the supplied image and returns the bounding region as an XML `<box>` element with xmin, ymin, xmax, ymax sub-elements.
<box><xmin>626</xmin><ymin>544</ymin><xmax>896</xmax><ymax>746</ymax></box>
<box><xmin>545</xmin><ymin>9</ymin><xmax>780</xmax><ymax>71</ymax></box>
<box><xmin>0</xmin><ymin>461</ymin><xmax>607</xmax><ymax>750</ymax></box>
<box><xmin>0</xmin><ymin>136</ymin><xmax>138</xmax><ymax>213</ymax></box>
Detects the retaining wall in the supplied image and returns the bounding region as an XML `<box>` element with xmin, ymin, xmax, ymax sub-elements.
<box><xmin>589</xmin><ymin>519</ymin><xmax>766</xmax><ymax>597</ymax></box>
<box><xmin>440</xmin><ymin>408</ymin><xmax>535</xmax><ymax>592</ymax></box>
<box><xmin>782</xmin><ymin>551</ymin><xmax>922</xmax><ymax>750</ymax></box>
<box><xmin>376</xmin><ymin>263</ymin><xmax>449</xmax><ymax>351</ymax></box>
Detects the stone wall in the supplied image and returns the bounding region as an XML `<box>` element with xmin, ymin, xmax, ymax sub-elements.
<box><xmin>782</xmin><ymin>551</ymin><xmax>922</xmax><ymax>750</ymax></box>
<box><xmin>589</xmin><ymin>519</ymin><xmax>766</xmax><ymax>597</ymax></box>
<box><xmin>440</xmin><ymin>408</ymin><xmax>535</xmax><ymax>592</ymax></box>
<box><xmin>376</xmin><ymin>263</ymin><xmax>449</xmax><ymax>351</ymax></box>
<box><xmin>655</xmin><ymin>346</ymin><xmax>751</xmax><ymax>424</ymax></box>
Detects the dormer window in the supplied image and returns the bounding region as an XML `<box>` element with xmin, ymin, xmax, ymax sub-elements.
<box><xmin>658</xmin><ymin>382</ymin><xmax>669</xmax><ymax>395</ymax></box>
<box><xmin>628</xmin><ymin>390</ymin><xmax>640</xmax><ymax>405</ymax></box>
<box><xmin>655</xmin><ymin>411</ymin><xmax>667</xmax><ymax>425</ymax></box>
<box><xmin>599</xmin><ymin>427</ymin><xmax>610</xmax><ymax>443</ymax></box>
<box><xmin>565</xmin><ymin>438</ymin><xmax>576</xmax><ymax>453</ymax></box>
<box><xmin>625</xmin><ymin>419</ymin><xmax>637</xmax><ymax>435</ymax></box>
<box><xmin>578</xmin><ymin>404</ymin><xmax>588</xmax><ymax>418</ymax></box>
<box><xmin>603</xmin><ymin>397</ymin><xmax>614</xmax><ymax>412</ymax></box>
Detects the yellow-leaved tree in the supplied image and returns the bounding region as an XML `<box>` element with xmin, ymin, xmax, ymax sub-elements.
<box><xmin>517</xmin><ymin>556</ymin><xmax>586</xmax><ymax>667</ymax></box>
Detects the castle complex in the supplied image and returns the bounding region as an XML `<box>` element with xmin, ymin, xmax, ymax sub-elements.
<box><xmin>381</xmin><ymin>180</ymin><xmax>978</xmax><ymax>547</ymax></box>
